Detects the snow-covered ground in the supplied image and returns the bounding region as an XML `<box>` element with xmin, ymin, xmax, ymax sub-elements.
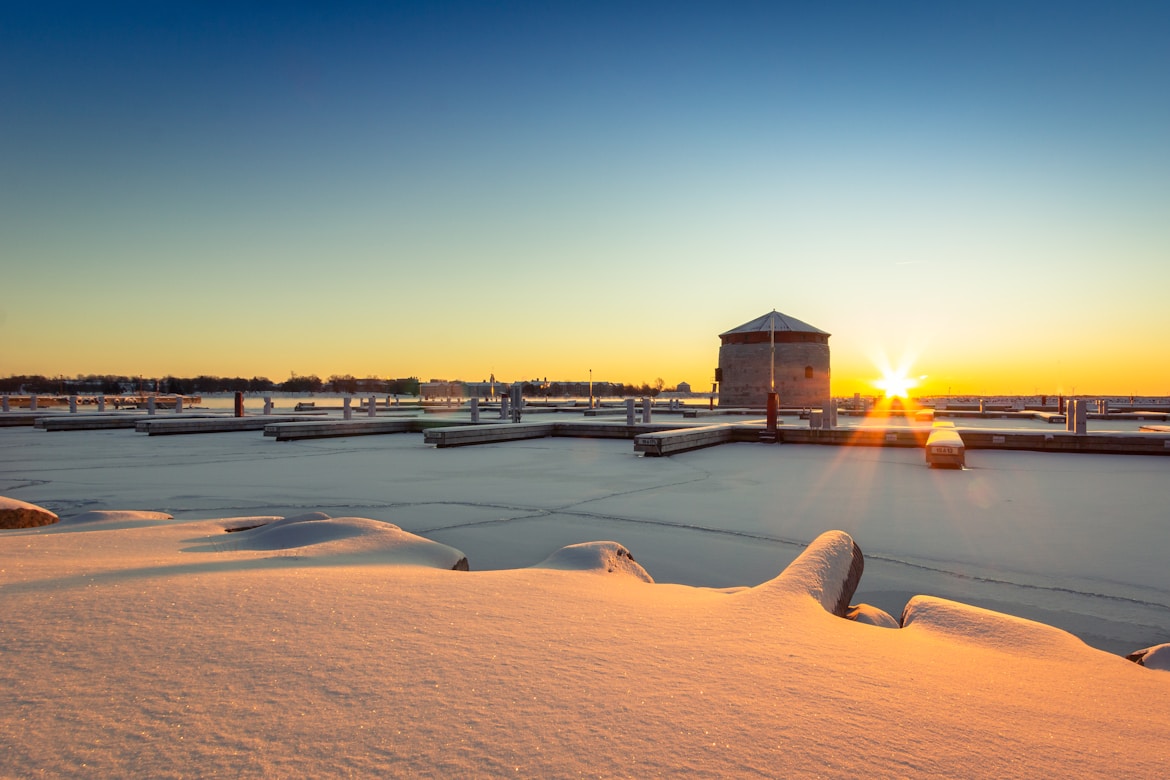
<box><xmin>2</xmin><ymin>422</ymin><xmax>1168</xmax><ymax>777</ymax></box>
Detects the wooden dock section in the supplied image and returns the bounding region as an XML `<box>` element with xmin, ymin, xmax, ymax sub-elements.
<box><xmin>41</xmin><ymin>413</ymin><xmax>154</xmax><ymax>431</ymax></box>
<box><xmin>265</xmin><ymin>418</ymin><xmax>452</xmax><ymax>441</ymax></box>
<box><xmin>634</xmin><ymin>424</ymin><xmax>737</xmax><ymax>456</ymax></box>
<box><xmin>0</xmin><ymin>413</ymin><xmax>41</xmax><ymax>427</ymax></box>
<box><xmin>424</xmin><ymin>422</ymin><xmax>557</xmax><ymax>447</ymax></box>
<box><xmin>136</xmin><ymin>416</ymin><xmax>320</xmax><ymax>435</ymax></box>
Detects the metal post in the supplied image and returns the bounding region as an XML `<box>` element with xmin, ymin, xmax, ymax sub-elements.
<box><xmin>147</xmin><ymin>396</ymin><xmax>156</xmax><ymax>415</ymax></box>
<box><xmin>511</xmin><ymin>384</ymin><xmax>522</xmax><ymax>423</ymax></box>
<box><xmin>69</xmin><ymin>395</ymin><xmax>78</xmax><ymax>413</ymax></box>
<box><xmin>626</xmin><ymin>398</ymin><xmax>635</xmax><ymax>425</ymax></box>
<box><xmin>500</xmin><ymin>395</ymin><xmax>510</xmax><ymax>420</ymax></box>
<box><xmin>29</xmin><ymin>395</ymin><xmax>37</xmax><ymax>411</ymax></box>
<box><xmin>470</xmin><ymin>397</ymin><xmax>480</xmax><ymax>423</ymax></box>
<box><xmin>174</xmin><ymin>396</ymin><xmax>183</xmax><ymax>414</ymax></box>
<box><xmin>97</xmin><ymin>396</ymin><xmax>105</xmax><ymax>412</ymax></box>
<box><xmin>368</xmin><ymin>395</ymin><xmax>377</xmax><ymax>417</ymax></box>
<box><xmin>642</xmin><ymin>397</ymin><xmax>652</xmax><ymax>423</ymax></box>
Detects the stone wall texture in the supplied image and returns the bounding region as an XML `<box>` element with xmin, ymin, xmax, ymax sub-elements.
<box><xmin>718</xmin><ymin>341</ymin><xmax>830</xmax><ymax>408</ymax></box>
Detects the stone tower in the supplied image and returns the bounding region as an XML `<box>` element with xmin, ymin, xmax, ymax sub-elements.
<box><xmin>717</xmin><ymin>310</ymin><xmax>831</xmax><ymax>408</ymax></box>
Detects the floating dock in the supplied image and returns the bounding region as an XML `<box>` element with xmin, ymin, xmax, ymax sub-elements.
<box><xmin>136</xmin><ymin>416</ymin><xmax>321</xmax><ymax>435</ymax></box>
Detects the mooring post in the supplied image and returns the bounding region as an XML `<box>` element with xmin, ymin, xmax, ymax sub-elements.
<box><xmin>511</xmin><ymin>384</ymin><xmax>522</xmax><ymax>423</ymax></box>
<box><xmin>642</xmin><ymin>397</ymin><xmax>652</xmax><ymax>423</ymax></box>
<box><xmin>500</xmin><ymin>395</ymin><xmax>510</xmax><ymax>420</ymax></box>
<box><xmin>147</xmin><ymin>396</ymin><xmax>156</xmax><ymax>415</ymax></box>
<box><xmin>97</xmin><ymin>396</ymin><xmax>105</xmax><ymax>412</ymax></box>
<box><xmin>470</xmin><ymin>397</ymin><xmax>480</xmax><ymax>423</ymax></box>
<box><xmin>234</xmin><ymin>391</ymin><xmax>244</xmax><ymax>418</ymax></box>
<box><xmin>343</xmin><ymin>396</ymin><xmax>352</xmax><ymax>420</ymax></box>
<box><xmin>823</xmin><ymin>399</ymin><xmax>837</xmax><ymax>429</ymax></box>
<box><xmin>368</xmin><ymin>395</ymin><xmax>377</xmax><ymax>418</ymax></box>
<box><xmin>626</xmin><ymin>398</ymin><xmax>636</xmax><ymax>425</ymax></box>
<box><xmin>29</xmin><ymin>395</ymin><xmax>37</xmax><ymax>412</ymax></box>
<box><xmin>2</xmin><ymin>396</ymin><xmax>10</xmax><ymax>413</ymax></box>
<box><xmin>69</xmin><ymin>395</ymin><xmax>78</xmax><ymax>413</ymax></box>
<box><xmin>766</xmin><ymin>392</ymin><xmax>778</xmax><ymax>432</ymax></box>
<box><xmin>174</xmin><ymin>396</ymin><xmax>183</xmax><ymax>414</ymax></box>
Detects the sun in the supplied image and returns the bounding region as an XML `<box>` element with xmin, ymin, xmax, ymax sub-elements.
<box><xmin>875</xmin><ymin>369</ymin><xmax>918</xmax><ymax>399</ymax></box>
<box><xmin>870</xmin><ymin>349</ymin><xmax>925</xmax><ymax>399</ymax></box>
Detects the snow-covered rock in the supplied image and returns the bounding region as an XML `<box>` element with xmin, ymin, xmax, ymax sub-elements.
<box><xmin>532</xmin><ymin>541</ymin><xmax>654</xmax><ymax>582</ymax></box>
<box><xmin>901</xmin><ymin>594</ymin><xmax>1092</xmax><ymax>658</ymax></box>
<box><xmin>756</xmin><ymin>530</ymin><xmax>864</xmax><ymax>616</ymax></box>
<box><xmin>217</xmin><ymin>515</ymin><xmax>470</xmax><ymax>570</ymax></box>
<box><xmin>1127</xmin><ymin>643</ymin><xmax>1170</xmax><ymax>671</ymax></box>
<box><xmin>63</xmin><ymin>509</ymin><xmax>173</xmax><ymax>526</ymax></box>
<box><xmin>846</xmin><ymin>603</ymin><xmax>900</xmax><ymax>628</ymax></box>
<box><xmin>0</xmin><ymin>496</ymin><xmax>58</xmax><ymax>529</ymax></box>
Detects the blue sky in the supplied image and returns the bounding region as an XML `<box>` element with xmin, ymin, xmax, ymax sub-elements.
<box><xmin>3</xmin><ymin>1</ymin><xmax>1168</xmax><ymax>394</ymax></box>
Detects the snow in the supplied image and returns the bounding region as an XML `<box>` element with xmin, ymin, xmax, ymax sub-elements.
<box><xmin>1129</xmin><ymin>643</ymin><xmax>1170</xmax><ymax>671</ymax></box>
<box><xmin>2</xmin><ymin>423</ymin><xmax>1169</xmax><ymax>776</ymax></box>
<box><xmin>532</xmin><ymin>540</ymin><xmax>654</xmax><ymax>582</ymax></box>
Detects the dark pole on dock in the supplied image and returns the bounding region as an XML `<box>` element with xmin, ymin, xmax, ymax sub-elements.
<box><xmin>234</xmin><ymin>391</ymin><xmax>244</xmax><ymax>418</ymax></box>
<box><xmin>767</xmin><ymin>310</ymin><xmax>778</xmax><ymax>432</ymax></box>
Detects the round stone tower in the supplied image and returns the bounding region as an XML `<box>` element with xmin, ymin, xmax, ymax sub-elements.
<box><xmin>717</xmin><ymin>310</ymin><xmax>831</xmax><ymax>408</ymax></box>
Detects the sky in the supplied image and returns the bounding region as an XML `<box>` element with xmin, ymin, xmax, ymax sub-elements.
<box><xmin>2</xmin><ymin>1</ymin><xmax>1168</xmax><ymax>396</ymax></box>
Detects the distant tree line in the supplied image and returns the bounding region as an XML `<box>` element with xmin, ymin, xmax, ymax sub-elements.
<box><xmin>0</xmin><ymin>374</ymin><xmax>421</xmax><ymax>396</ymax></box>
<box><xmin>515</xmin><ymin>378</ymin><xmax>667</xmax><ymax>398</ymax></box>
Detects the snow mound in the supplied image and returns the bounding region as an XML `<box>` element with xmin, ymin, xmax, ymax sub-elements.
<box><xmin>532</xmin><ymin>541</ymin><xmax>654</xmax><ymax>582</ymax></box>
<box><xmin>217</xmin><ymin>515</ymin><xmax>469</xmax><ymax>570</ymax></box>
<box><xmin>1127</xmin><ymin>643</ymin><xmax>1170</xmax><ymax>671</ymax></box>
<box><xmin>62</xmin><ymin>510</ymin><xmax>174</xmax><ymax>525</ymax></box>
<box><xmin>753</xmin><ymin>530</ymin><xmax>864</xmax><ymax>616</ymax></box>
<box><xmin>846</xmin><ymin>603</ymin><xmax>900</xmax><ymax>628</ymax></box>
<box><xmin>901</xmin><ymin>595</ymin><xmax>1092</xmax><ymax>658</ymax></box>
<box><xmin>0</xmin><ymin>496</ymin><xmax>58</xmax><ymax>529</ymax></box>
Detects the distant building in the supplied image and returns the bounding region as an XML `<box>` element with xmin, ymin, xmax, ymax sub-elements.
<box><xmin>717</xmin><ymin>310</ymin><xmax>831</xmax><ymax>408</ymax></box>
<box><xmin>676</xmin><ymin>381</ymin><xmax>692</xmax><ymax>394</ymax></box>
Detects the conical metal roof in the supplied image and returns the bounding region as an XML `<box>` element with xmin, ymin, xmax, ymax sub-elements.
<box><xmin>719</xmin><ymin>310</ymin><xmax>830</xmax><ymax>337</ymax></box>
